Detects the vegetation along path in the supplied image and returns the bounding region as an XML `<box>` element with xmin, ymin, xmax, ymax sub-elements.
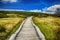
<box><xmin>15</xmin><ymin>16</ymin><xmax>40</xmax><ymax>40</ymax></box>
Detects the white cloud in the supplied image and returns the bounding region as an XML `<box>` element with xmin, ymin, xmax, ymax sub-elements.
<box><xmin>42</xmin><ymin>5</ymin><xmax>60</xmax><ymax>14</ymax></box>
<box><xmin>0</xmin><ymin>9</ymin><xmax>42</xmax><ymax>12</ymax></box>
<box><xmin>2</xmin><ymin>0</ymin><xmax>17</xmax><ymax>3</ymax></box>
<box><xmin>47</xmin><ymin>5</ymin><xmax>60</xmax><ymax>11</ymax></box>
<box><xmin>2</xmin><ymin>0</ymin><xmax>9</xmax><ymax>2</ymax></box>
<box><xmin>10</xmin><ymin>0</ymin><xmax>17</xmax><ymax>2</ymax></box>
<box><xmin>0</xmin><ymin>9</ymin><xmax>26</xmax><ymax>11</ymax></box>
<box><xmin>29</xmin><ymin>9</ymin><xmax>42</xmax><ymax>12</ymax></box>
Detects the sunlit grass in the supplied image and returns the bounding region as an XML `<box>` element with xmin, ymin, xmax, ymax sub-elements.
<box><xmin>33</xmin><ymin>16</ymin><xmax>60</xmax><ymax>40</ymax></box>
<box><xmin>0</xmin><ymin>18</ymin><xmax>25</xmax><ymax>40</ymax></box>
<box><xmin>0</xmin><ymin>18</ymin><xmax>24</xmax><ymax>30</ymax></box>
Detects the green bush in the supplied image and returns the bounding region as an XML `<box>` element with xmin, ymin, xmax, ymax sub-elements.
<box><xmin>0</xmin><ymin>14</ymin><xmax>8</xmax><ymax>18</ymax></box>
<box><xmin>0</xmin><ymin>25</ymin><xmax>6</xmax><ymax>33</ymax></box>
<box><xmin>55</xmin><ymin>28</ymin><xmax>60</xmax><ymax>40</ymax></box>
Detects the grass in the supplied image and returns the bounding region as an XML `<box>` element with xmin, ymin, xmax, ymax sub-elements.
<box><xmin>6</xmin><ymin>14</ymin><xmax>27</xmax><ymax>18</ymax></box>
<box><xmin>1</xmin><ymin>11</ymin><xmax>60</xmax><ymax>40</ymax></box>
<box><xmin>0</xmin><ymin>11</ymin><xmax>29</xmax><ymax>40</ymax></box>
<box><xmin>0</xmin><ymin>17</ymin><xmax>25</xmax><ymax>40</ymax></box>
<box><xmin>0</xmin><ymin>18</ymin><xmax>23</xmax><ymax>30</ymax></box>
<box><xmin>33</xmin><ymin>16</ymin><xmax>60</xmax><ymax>40</ymax></box>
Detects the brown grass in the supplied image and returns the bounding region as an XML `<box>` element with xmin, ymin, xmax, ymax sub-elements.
<box><xmin>33</xmin><ymin>16</ymin><xmax>60</xmax><ymax>40</ymax></box>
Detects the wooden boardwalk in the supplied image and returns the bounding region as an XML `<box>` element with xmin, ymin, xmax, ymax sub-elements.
<box><xmin>15</xmin><ymin>17</ymin><xmax>40</xmax><ymax>40</ymax></box>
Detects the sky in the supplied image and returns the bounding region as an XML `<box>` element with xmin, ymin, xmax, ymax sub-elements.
<box><xmin>0</xmin><ymin>0</ymin><xmax>60</xmax><ymax>13</ymax></box>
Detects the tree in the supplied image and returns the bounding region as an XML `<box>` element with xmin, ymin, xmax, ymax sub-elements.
<box><xmin>0</xmin><ymin>25</ymin><xmax>6</xmax><ymax>33</ymax></box>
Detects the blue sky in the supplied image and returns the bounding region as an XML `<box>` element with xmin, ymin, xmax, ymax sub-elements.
<box><xmin>0</xmin><ymin>0</ymin><xmax>60</xmax><ymax>11</ymax></box>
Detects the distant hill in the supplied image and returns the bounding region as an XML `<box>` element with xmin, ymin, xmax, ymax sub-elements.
<box><xmin>55</xmin><ymin>10</ymin><xmax>60</xmax><ymax>15</ymax></box>
<box><xmin>54</xmin><ymin>10</ymin><xmax>60</xmax><ymax>17</ymax></box>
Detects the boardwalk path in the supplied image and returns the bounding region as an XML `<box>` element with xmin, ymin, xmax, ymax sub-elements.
<box><xmin>15</xmin><ymin>17</ymin><xmax>40</xmax><ymax>40</ymax></box>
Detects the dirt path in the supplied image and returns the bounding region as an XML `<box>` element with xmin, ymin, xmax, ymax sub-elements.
<box><xmin>15</xmin><ymin>17</ymin><xmax>40</xmax><ymax>40</ymax></box>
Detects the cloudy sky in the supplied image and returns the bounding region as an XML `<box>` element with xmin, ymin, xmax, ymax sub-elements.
<box><xmin>0</xmin><ymin>0</ymin><xmax>60</xmax><ymax>12</ymax></box>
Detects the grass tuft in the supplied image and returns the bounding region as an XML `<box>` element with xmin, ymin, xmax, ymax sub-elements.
<box><xmin>33</xmin><ymin>16</ymin><xmax>60</xmax><ymax>40</ymax></box>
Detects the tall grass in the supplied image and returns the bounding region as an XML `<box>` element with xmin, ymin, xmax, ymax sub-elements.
<box><xmin>0</xmin><ymin>11</ymin><xmax>28</xmax><ymax>40</ymax></box>
<box><xmin>0</xmin><ymin>18</ymin><xmax>25</xmax><ymax>40</ymax></box>
<box><xmin>33</xmin><ymin>16</ymin><xmax>60</xmax><ymax>40</ymax></box>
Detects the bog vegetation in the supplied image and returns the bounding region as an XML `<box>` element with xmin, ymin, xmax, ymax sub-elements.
<box><xmin>0</xmin><ymin>11</ymin><xmax>60</xmax><ymax>40</ymax></box>
<box><xmin>0</xmin><ymin>11</ymin><xmax>27</xmax><ymax>40</ymax></box>
<box><xmin>33</xmin><ymin>16</ymin><xmax>60</xmax><ymax>40</ymax></box>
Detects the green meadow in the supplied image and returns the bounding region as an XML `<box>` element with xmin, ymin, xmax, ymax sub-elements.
<box><xmin>33</xmin><ymin>16</ymin><xmax>60</xmax><ymax>40</ymax></box>
<box><xmin>0</xmin><ymin>11</ymin><xmax>60</xmax><ymax>40</ymax></box>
